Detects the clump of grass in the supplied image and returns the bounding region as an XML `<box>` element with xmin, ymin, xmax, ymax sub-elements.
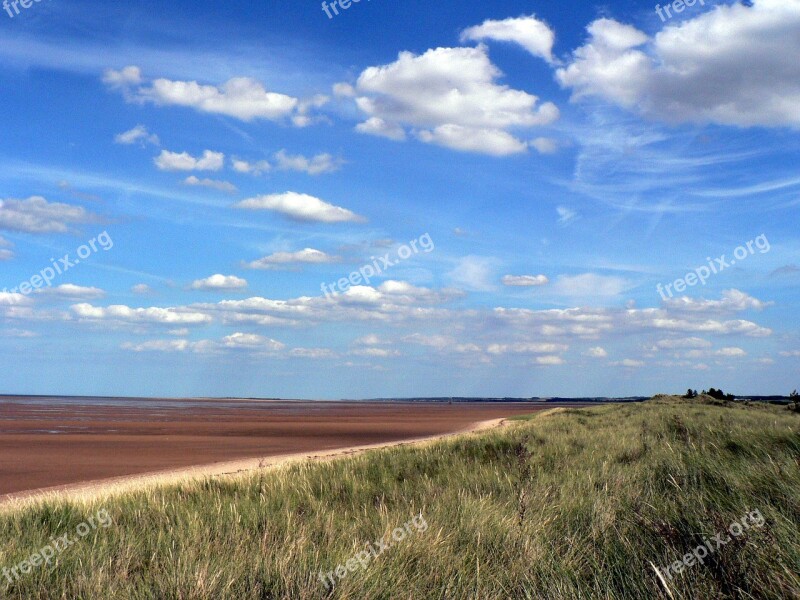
<box><xmin>1</xmin><ymin>399</ymin><xmax>798</xmax><ymax>599</ymax></box>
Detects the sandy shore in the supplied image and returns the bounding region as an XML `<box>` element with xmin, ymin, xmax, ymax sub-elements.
<box><xmin>0</xmin><ymin>398</ymin><xmax>557</xmax><ymax>508</ymax></box>
<box><xmin>0</xmin><ymin>416</ymin><xmax>512</xmax><ymax>512</ymax></box>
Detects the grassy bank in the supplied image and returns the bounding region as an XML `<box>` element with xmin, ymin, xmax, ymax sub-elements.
<box><xmin>1</xmin><ymin>397</ymin><xmax>798</xmax><ymax>599</ymax></box>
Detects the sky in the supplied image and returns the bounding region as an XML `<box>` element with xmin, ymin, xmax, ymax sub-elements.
<box><xmin>0</xmin><ymin>0</ymin><xmax>798</xmax><ymax>399</ymax></box>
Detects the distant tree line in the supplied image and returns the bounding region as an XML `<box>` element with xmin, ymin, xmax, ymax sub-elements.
<box><xmin>683</xmin><ymin>388</ymin><xmax>735</xmax><ymax>401</ymax></box>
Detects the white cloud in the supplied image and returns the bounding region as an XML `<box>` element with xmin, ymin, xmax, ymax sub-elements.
<box><xmin>273</xmin><ymin>150</ymin><xmax>343</xmax><ymax>175</ymax></box>
<box><xmin>779</xmin><ymin>350</ymin><xmax>800</xmax><ymax>357</ymax></box>
<box><xmin>72</xmin><ymin>303</ymin><xmax>211</xmax><ymax>325</ymax></box>
<box><xmin>350</xmin><ymin>347</ymin><xmax>400</xmax><ymax>358</ymax></box>
<box><xmin>131</xmin><ymin>284</ymin><xmax>152</xmax><ymax>294</ymax></box>
<box><xmin>123</xmin><ymin>333</ymin><xmax>284</xmax><ymax>355</ymax></box>
<box><xmin>417</xmin><ymin>124</ymin><xmax>529</xmax><ymax>157</ymax></box>
<box><xmin>246</xmin><ymin>248</ymin><xmax>340</xmax><ymax>270</ymax></box>
<box><xmin>663</xmin><ymin>289</ymin><xmax>771</xmax><ymax>313</ymax></box>
<box><xmin>36</xmin><ymin>284</ymin><xmax>105</xmax><ymax>299</ymax></box>
<box><xmin>289</xmin><ymin>347</ymin><xmax>336</xmax><ymax>359</ymax></box>
<box><xmin>154</xmin><ymin>149</ymin><xmax>224</xmax><ymax>172</ymax></box>
<box><xmin>551</xmin><ymin>273</ymin><xmax>631</xmax><ymax>298</ymax></box>
<box><xmin>612</xmin><ymin>359</ymin><xmax>645</xmax><ymax>368</ymax></box>
<box><xmin>716</xmin><ymin>347</ymin><xmax>747</xmax><ymax>357</ymax></box>
<box><xmin>333</xmin><ymin>82</ymin><xmax>356</xmax><ymax>97</ymax></box>
<box><xmin>114</xmin><ymin>125</ymin><xmax>160</xmax><ymax>146</ymax></box>
<box><xmin>232</xmin><ymin>158</ymin><xmax>271</xmax><ymax>176</ymax></box>
<box><xmin>557</xmin><ymin>2</ymin><xmax>800</xmax><ymax>128</ymax></box>
<box><xmin>584</xmin><ymin>346</ymin><xmax>608</xmax><ymax>358</ymax></box>
<box><xmin>531</xmin><ymin>137</ymin><xmax>559</xmax><ymax>154</ymax></box>
<box><xmin>535</xmin><ymin>355</ymin><xmax>565</xmax><ymax>366</ymax></box>
<box><xmin>355</xmin><ymin>117</ymin><xmax>407</xmax><ymax>141</ymax></box>
<box><xmin>655</xmin><ymin>337</ymin><xmax>712</xmax><ymax>350</ymax></box>
<box><xmin>102</xmin><ymin>66</ymin><xmax>142</xmax><ymax>88</ymax></box>
<box><xmin>556</xmin><ymin>205</ymin><xmax>578</xmax><ymax>225</ymax></box>
<box><xmin>502</xmin><ymin>274</ymin><xmax>549</xmax><ymax>287</ymax></box>
<box><xmin>0</xmin><ymin>237</ymin><xmax>13</xmax><ymax>261</ymax></box>
<box><xmin>234</xmin><ymin>192</ymin><xmax>366</xmax><ymax>224</ymax></box>
<box><xmin>221</xmin><ymin>332</ymin><xmax>284</xmax><ymax>350</ymax></box>
<box><xmin>0</xmin><ymin>196</ymin><xmax>98</xmax><ymax>233</ymax></box>
<box><xmin>183</xmin><ymin>176</ymin><xmax>237</xmax><ymax>193</ymax></box>
<box><xmin>487</xmin><ymin>342</ymin><xmax>568</xmax><ymax>355</ymax></box>
<box><xmin>106</xmin><ymin>67</ymin><xmax>323</xmax><ymax>124</ymax></box>
<box><xmin>460</xmin><ymin>14</ymin><xmax>556</xmax><ymax>63</ymax></box>
<box><xmin>190</xmin><ymin>274</ymin><xmax>248</xmax><ymax>291</ymax></box>
<box><xmin>347</xmin><ymin>45</ymin><xmax>558</xmax><ymax>155</ymax></box>
<box><xmin>354</xmin><ymin>334</ymin><xmax>389</xmax><ymax>346</ymax></box>
<box><xmin>447</xmin><ymin>256</ymin><xmax>498</xmax><ymax>291</ymax></box>
<box><xmin>122</xmin><ymin>339</ymin><xmax>192</xmax><ymax>352</ymax></box>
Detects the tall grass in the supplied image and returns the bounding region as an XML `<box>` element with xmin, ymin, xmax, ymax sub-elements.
<box><xmin>1</xmin><ymin>397</ymin><xmax>798</xmax><ymax>599</ymax></box>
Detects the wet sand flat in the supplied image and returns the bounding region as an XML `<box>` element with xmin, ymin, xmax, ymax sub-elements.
<box><xmin>0</xmin><ymin>397</ymin><xmax>558</xmax><ymax>497</ymax></box>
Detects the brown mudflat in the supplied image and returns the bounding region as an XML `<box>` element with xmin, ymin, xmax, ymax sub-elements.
<box><xmin>0</xmin><ymin>397</ymin><xmax>562</xmax><ymax>497</ymax></box>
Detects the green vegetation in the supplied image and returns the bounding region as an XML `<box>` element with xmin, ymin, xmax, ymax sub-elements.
<box><xmin>1</xmin><ymin>397</ymin><xmax>798</xmax><ymax>599</ymax></box>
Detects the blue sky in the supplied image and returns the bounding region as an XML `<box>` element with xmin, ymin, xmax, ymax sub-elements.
<box><xmin>0</xmin><ymin>0</ymin><xmax>798</xmax><ymax>398</ymax></box>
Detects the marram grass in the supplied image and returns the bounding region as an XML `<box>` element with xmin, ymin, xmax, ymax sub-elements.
<box><xmin>1</xmin><ymin>397</ymin><xmax>798</xmax><ymax>599</ymax></box>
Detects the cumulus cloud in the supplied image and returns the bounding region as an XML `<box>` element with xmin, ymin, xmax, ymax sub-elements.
<box><xmin>557</xmin><ymin>2</ymin><xmax>800</xmax><ymax>128</ymax></box>
<box><xmin>346</xmin><ymin>45</ymin><xmax>559</xmax><ymax>155</ymax></box>
<box><xmin>131</xmin><ymin>284</ymin><xmax>153</xmax><ymax>294</ymax></box>
<box><xmin>0</xmin><ymin>196</ymin><xmax>99</xmax><ymax>234</ymax></box>
<box><xmin>502</xmin><ymin>274</ymin><xmax>549</xmax><ymax>287</ymax></box>
<box><xmin>460</xmin><ymin>14</ymin><xmax>556</xmax><ymax>63</ymax></box>
<box><xmin>273</xmin><ymin>150</ymin><xmax>343</xmax><ymax>175</ymax></box>
<box><xmin>55</xmin><ymin>286</ymin><xmax>773</xmax><ymax>366</ymax></box>
<box><xmin>155</xmin><ymin>149</ymin><xmax>224</xmax><ymax>172</ymax></box>
<box><xmin>232</xmin><ymin>158</ymin><xmax>272</xmax><ymax>176</ymax></box>
<box><xmin>123</xmin><ymin>333</ymin><xmax>287</xmax><ymax>355</ymax></box>
<box><xmin>245</xmin><ymin>248</ymin><xmax>340</xmax><ymax>270</ymax></box>
<box><xmin>232</xmin><ymin>151</ymin><xmax>344</xmax><ymax>177</ymax></box>
<box><xmin>655</xmin><ymin>337</ymin><xmax>712</xmax><ymax>350</ymax></box>
<box><xmin>355</xmin><ymin>117</ymin><xmax>407</xmax><ymax>141</ymax></box>
<box><xmin>190</xmin><ymin>274</ymin><xmax>248</xmax><ymax>291</ymax></box>
<box><xmin>104</xmin><ymin>66</ymin><xmax>325</xmax><ymax>124</ymax></box>
<box><xmin>234</xmin><ymin>192</ymin><xmax>366</xmax><ymax>224</ymax></box>
<box><xmin>71</xmin><ymin>303</ymin><xmax>212</xmax><ymax>325</ymax></box>
<box><xmin>663</xmin><ymin>289</ymin><xmax>771</xmax><ymax>312</ymax></box>
<box><xmin>114</xmin><ymin>125</ymin><xmax>160</xmax><ymax>146</ymax></box>
<box><xmin>487</xmin><ymin>342</ymin><xmax>568</xmax><ymax>354</ymax></box>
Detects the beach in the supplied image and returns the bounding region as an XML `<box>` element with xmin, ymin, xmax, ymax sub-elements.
<box><xmin>0</xmin><ymin>396</ymin><xmax>552</xmax><ymax>499</ymax></box>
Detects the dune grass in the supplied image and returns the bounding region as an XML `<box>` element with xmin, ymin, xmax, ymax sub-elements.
<box><xmin>1</xmin><ymin>397</ymin><xmax>798</xmax><ymax>599</ymax></box>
